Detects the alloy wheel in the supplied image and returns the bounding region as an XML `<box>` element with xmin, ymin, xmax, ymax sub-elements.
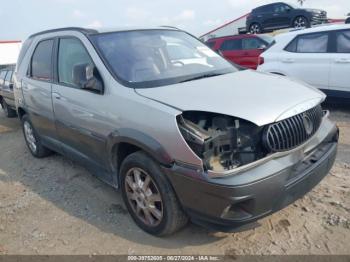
<box><xmin>24</xmin><ymin>121</ymin><xmax>37</xmax><ymax>153</ymax></box>
<box><xmin>294</xmin><ymin>17</ymin><xmax>307</xmax><ymax>28</ymax></box>
<box><xmin>250</xmin><ymin>24</ymin><xmax>261</xmax><ymax>34</ymax></box>
<box><xmin>124</xmin><ymin>167</ymin><xmax>163</xmax><ymax>227</ymax></box>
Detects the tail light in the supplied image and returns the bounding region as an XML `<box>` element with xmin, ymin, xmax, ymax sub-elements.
<box><xmin>258</xmin><ymin>56</ymin><xmax>264</xmax><ymax>65</ymax></box>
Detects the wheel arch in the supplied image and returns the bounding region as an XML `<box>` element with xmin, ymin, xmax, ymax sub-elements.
<box><xmin>107</xmin><ymin>128</ymin><xmax>174</xmax><ymax>182</ymax></box>
<box><xmin>17</xmin><ymin>107</ymin><xmax>27</xmax><ymax>120</ymax></box>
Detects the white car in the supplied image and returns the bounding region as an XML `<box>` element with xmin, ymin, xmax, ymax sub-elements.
<box><xmin>258</xmin><ymin>24</ymin><xmax>350</xmax><ymax>100</ymax></box>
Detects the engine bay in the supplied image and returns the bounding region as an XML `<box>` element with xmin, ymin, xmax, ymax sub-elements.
<box><xmin>177</xmin><ymin>111</ymin><xmax>268</xmax><ymax>172</ymax></box>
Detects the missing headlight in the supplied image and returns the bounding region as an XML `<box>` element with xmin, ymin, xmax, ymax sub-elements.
<box><xmin>177</xmin><ymin>111</ymin><xmax>268</xmax><ymax>172</ymax></box>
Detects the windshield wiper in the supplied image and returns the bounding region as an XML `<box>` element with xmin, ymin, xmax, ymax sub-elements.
<box><xmin>179</xmin><ymin>73</ymin><xmax>224</xmax><ymax>83</ymax></box>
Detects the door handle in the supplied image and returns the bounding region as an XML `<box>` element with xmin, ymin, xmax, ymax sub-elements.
<box><xmin>282</xmin><ymin>58</ymin><xmax>295</xmax><ymax>63</ymax></box>
<box><xmin>335</xmin><ymin>58</ymin><xmax>350</xmax><ymax>63</ymax></box>
<box><xmin>52</xmin><ymin>92</ymin><xmax>61</xmax><ymax>100</ymax></box>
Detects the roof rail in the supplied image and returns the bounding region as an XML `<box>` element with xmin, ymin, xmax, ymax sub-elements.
<box><xmin>29</xmin><ymin>27</ymin><xmax>98</xmax><ymax>39</ymax></box>
<box><xmin>159</xmin><ymin>26</ymin><xmax>181</xmax><ymax>30</ymax></box>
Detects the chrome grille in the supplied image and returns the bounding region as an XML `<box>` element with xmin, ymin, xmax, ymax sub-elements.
<box><xmin>264</xmin><ymin>105</ymin><xmax>323</xmax><ymax>152</ymax></box>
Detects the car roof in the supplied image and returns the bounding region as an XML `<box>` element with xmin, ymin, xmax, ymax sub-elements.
<box><xmin>206</xmin><ymin>34</ymin><xmax>268</xmax><ymax>42</ymax></box>
<box><xmin>276</xmin><ymin>24</ymin><xmax>350</xmax><ymax>40</ymax></box>
<box><xmin>29</xmin><ymin>26</ymin><xmax>180</xmax><ymax>39</ymax></box>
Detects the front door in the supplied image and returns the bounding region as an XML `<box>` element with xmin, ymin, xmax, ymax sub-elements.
<box><xmin>51</xmin><ymin>36</ymin><xmax>111</xmax><ymax>178</ymax></box>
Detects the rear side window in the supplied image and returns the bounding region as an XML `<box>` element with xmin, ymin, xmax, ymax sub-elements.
<box><xmin>242</xmin><ymin>38</ymin><xmax>264</xmax><ymax>50</ymax></box>
<box><xmin>336</xmin><ymin>30</ymin><xmax>350</xmax><ymax>53</ymax></box>
<box><xmin>30</xmin><ymin>39</ymin><xmax>54</xmax><ymax>81</ymax></box>
<box><xmin>58</xmin><ymin>38</ymin><xmax>93</xmax><ymax>87</ymax></box>
<box><xmin>256</xmin><ymin>5</ymin><xmax>273</xmax><ymax>13</ymax></box>
<box><xmin>0</xmin><ymin>71</ymin><xmax>7</xmax><ymax>85</ymax></box>
<box><xmin>220</xmin><ymin>39</ymin><xmax>242</xmax><ymax>51</ymax></box>
<box><xmin>285</xmin><ymin>33</ymin><xmax>329</xmax><ymax>53</ymax></box>
<box><xmin>17</xmin><ymin>38</ymin><xmax>33</xmax><ymax>69</ymax></box>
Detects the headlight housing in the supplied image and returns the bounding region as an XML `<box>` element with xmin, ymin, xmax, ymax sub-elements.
<box><xmin>177</xmin><ymin>111</ymin><xmax>268</xmax><ymax>173</ymax></box>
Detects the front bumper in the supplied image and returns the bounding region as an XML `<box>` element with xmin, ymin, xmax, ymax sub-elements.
<box><xmin>164</xmin><ymin>117</ymin><xmax>338</xmax><ymax>231</ymax></box>
<box><xmin>311</xmin><ymin>13</ymin><xmax>328</xmax><ymax>25</ymax></box>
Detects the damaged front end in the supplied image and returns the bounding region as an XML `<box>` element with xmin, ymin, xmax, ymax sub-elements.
<box><xmin>177</xmin><ymin>111</ymin><xmax>268</xmax><ymax>174</ymax></box>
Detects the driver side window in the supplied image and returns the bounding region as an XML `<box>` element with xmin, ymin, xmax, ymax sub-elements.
<box><xmin>58</xmin><ymin>38</ymin><xmax>94</xmax><ymax>87</ymax></box>
<box><xmin>274</xmin><ymin>4</ymin><xmax>290</xmax><ymax>13</ymax></box>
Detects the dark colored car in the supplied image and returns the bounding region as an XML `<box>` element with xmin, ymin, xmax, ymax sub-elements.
<box><xmin>206</xmin><ymin>34</ymin><xmax>274</xmax><ymax>69</ymax></box>
<box><xmin>246</xmin><ymin>2</ymin><xmax>328</xmax><ymax>34</ymax></box>
<box><xmin>0</xmin><ymin>66</ymin><xmax>17</xmax><ymax>117</ymax></box>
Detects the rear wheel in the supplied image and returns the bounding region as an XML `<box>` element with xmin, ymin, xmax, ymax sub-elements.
<box><xmin>22</xmin><ymin>115</ymin><xmax>52</xmax><ymax>158</ymax></box>
<box><xmin>1</xmin><ymin>100</ymin><xmax>16</xmax><ymax>118</ymax></box>
<box><xmin>249</xmin><ymin>23</ymin><xmax>262</xmax><ymax>34</ymax></box>
<box><xmin>293</xmin><ymin>16</ymin><xmax>310</xmax><ymax>29</ymax></box>
<box><xmin>120</xmin><ymin>151</ymin><xmax>188</xmax><ymax>236</ymax></box>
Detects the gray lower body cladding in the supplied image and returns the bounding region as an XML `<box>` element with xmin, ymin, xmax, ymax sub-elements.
<box><xmin>163</xmin><ymin>125</ymin><xmax>338</xmax><ymax>231</ymax></box>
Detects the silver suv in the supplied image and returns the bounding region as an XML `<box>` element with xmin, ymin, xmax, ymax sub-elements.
<box><xmin>14</xmin><ymin>27</ymin><xmax>339</xmax><ymax>236</ymax></box>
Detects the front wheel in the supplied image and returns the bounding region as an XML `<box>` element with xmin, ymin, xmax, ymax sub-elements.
<box><xmin>1</xmin><ymin>100</ymin><xmax>17</xmax><ymax>118</ymax></box>
<box><xmin>293</xmin><ymin>16</ymin><xmax>310</xmax><ymax>29</ymax></box>
<box><xmin>22</xmin><ymin>115</ymin><xmax>52</xmax><ymax>158</ymax></box>
<box><xmin>120</xmin><ymin>151</ymin><xmax>188</xmax><ymax>236</ymax></box>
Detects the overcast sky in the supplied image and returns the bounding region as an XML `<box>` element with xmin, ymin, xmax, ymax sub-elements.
<box><xmin>1</xmin><ymin>0</ymin><xmax>349</xmax><ymax>40</ymax></box>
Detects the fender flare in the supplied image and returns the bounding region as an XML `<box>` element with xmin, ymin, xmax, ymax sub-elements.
<box><xmin>106</xmin><ymin>128</ymin><xmax>173</xmax><ymax>172</ymax></box>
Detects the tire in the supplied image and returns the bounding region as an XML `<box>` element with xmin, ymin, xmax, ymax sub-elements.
<box><xmin>22</xmin><ymin>114</ymin><xmax>52</xmax><ymax>158</ymax></box>
<box><xmin>249</xmin><ymin>23</ymin><xmax>262</xmax><ymax>34</ymax></box>
<box><xmin>2</xmin><ymin>100</ymin><xmax>17</xmax><ymax>118</ymax></box>
<box><xmin>293</xmin><ymin>16</ymin><xmax>310</xmax><ymax>29</ymax></box>
<box><xmin>120</xmin><ymin>151</ymin><xmax>188</xmax><ymax>236</ymax></box>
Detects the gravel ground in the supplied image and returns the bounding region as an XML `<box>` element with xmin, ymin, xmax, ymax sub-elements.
<box><xmin>0</xmin><ymin>104</ymin><xmax>349</xmax><ymax>255</ymax></box>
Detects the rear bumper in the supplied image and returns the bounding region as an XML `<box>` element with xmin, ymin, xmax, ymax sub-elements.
<box><xmin>164</xmin><ymin>120</ymin><xmax>338</xmax><ymax>231</ymax></box>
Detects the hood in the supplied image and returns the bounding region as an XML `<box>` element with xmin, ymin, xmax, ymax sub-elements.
<box><xmin>304</xmin><ymin>8</ymin><xmax>325</xmax><ymax>14</ymax></box>
<box><xmin>135</xmin><ymin>70</ymin><xmax>326</xmax><ymax>126</ymax></box>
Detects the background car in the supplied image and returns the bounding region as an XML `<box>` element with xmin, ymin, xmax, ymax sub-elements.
<box><xmin>206</xmin><ymin>34</ymin><xmax>274</xmax><ymax>69</ymax></box>
<box><xmin>346</xmin><ymin>13</ymin><xmax>350</xmax><ymax>24</ymax></box>
<box><xmin>0</xmin><ymin>65</ymin><xmax>17</xmax><ymax>117</ymax></box>
<box><xmin>258</xmin><ymin>24</ymin><xmax>350</xmax><ymax>101</ymax></box>
<box><xmin>246</xmin><ymin>2</ymin><xmax>328</xmax><ymax>34</ymax></box>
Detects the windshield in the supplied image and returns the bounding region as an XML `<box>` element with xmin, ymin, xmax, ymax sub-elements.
<box><xmin>90</xmin><ymin>30</ymin><xmax>236</xmax><ymax>88</ymax></box>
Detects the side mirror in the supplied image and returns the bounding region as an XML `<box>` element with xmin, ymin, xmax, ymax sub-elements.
<box><xmin>9</xmin><ymin>83</ymin><xmax>14</xmax><ymax>89</ymax></box>
<box><xmin>73</xmin><ymin>63</ymin><xmax>103</xmax><ymax>94</ymax></box>
<box><xmin>258</xmin><ymin>44</ymin><xmax>267</xmax><ymax>50</ymax></box>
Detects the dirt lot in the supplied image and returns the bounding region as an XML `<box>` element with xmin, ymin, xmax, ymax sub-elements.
<box><xmin>0</xmin><ymin>105</ymin><xmax>349</xmax><ymax>255</ymax></box>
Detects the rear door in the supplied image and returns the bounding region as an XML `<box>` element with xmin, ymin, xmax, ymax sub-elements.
<box><xmin>260</xmin><ymin>5</ymin><xmax>276</xmax><ymax>29</ymax></box>
<box><xmin>281</xmin><ymin>32</ymin><xmax>331</xmax><ymax>90</ymax></box>
<box><xmin>241</xmin><ymin>37</ymin><xmax>266</xmax><ymax>69</ymax></box>
<box><xmin>21</xmin><ymin>39</ymin><xmax>58</xmax><ymax>145</ymax></box>
<box><xmin>328</xmin><ymin>30</ymin><xmax>350</xmax><ymax>95</ymax></box>
<box><xmin>218</xmin><ymin>38</ymin><xmax>244</xmax><ymax>66</ymax></box>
